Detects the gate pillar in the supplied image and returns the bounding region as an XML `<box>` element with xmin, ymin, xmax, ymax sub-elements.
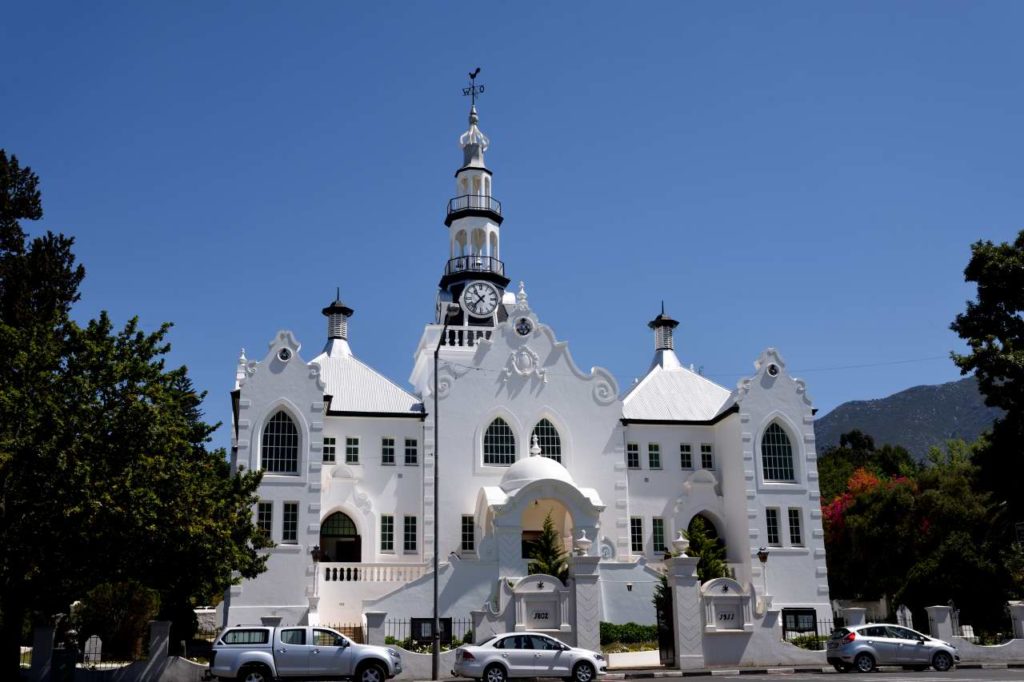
<box><xmin>1007</xmin><ymin>601</ymin><xmax>1024</xmax><ymax>639</ymax></box>
<box><xmin>925</xmin><ymin>605</ymin><xmax>954</xmax><ymax>640</ymax></box>
<box><xmin>570</xmin><ymin>555</ymin><xmax>602</xmax><ymax>651</ymax></box>
<box><xmin>666</xmin><ymin>556</ymin><xmax>704</xmax><ymax>670</ymax></box>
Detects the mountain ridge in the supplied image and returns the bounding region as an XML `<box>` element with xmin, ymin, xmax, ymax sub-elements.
<box><xmin>814</xmin><ymin>377</ymin><xmax>1002</xmax><ymax>459</ymax></box>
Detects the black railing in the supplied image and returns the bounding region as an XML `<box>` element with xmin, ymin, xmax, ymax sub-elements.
<box><xmin>447</xmin><ymin>194</ymin><xmax>502</xmax><ymax>216</ymax></box>
<box><xmin>382</xmin><ymin>617</ymin><xmax>474</xmax><ymax>647</ymax></box>
<box><xmin>445</xmin><ymin>255</ymin><xmax>504</xmax><ymax>277</ymax></box>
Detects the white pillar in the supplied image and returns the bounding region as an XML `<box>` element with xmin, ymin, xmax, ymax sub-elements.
<box><xmin>1007</xmin><ymin>601</ymin><xmax>1024</xmax><ymax>639</ymax></box>
<box><xmin>666</xmin><ymin>556</ymin><xmax>704</xmax><ymax>670</ymax></box>
<box><xmin>925</xmin><ymin>605</ymin><xmax>955</xmax><ymax>640</ymax></box>
<box><xmin>570</xmin><ymin>556</ymin><xmax>602</xmax><ymax>651</ymax></box>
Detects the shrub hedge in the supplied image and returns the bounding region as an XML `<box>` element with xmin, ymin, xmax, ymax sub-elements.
<box><xmin>599</xmin><ymin>622</ymin><xmax>657</xmax><ymax>645</ymax></box>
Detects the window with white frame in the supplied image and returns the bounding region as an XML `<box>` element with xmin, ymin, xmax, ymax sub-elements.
<box><xmin>483</xmin><ymin>418</ymin><xmax>516</xmax><ymax>465</ymax></box>
<box><xmin>345</xmin><ymin>437</ymin><xmax>359</xmax><ymax>464</ymax></box>
<box><xmin>648</xmin><ymin>443</ymin><xmax>661</xmax><ymax>469</ymax></box>
<box><xmin>788</xmin><ymin>508</ymin><xmax>803</xmax><ymax>546</ymax></box>
<box><xmin>461</xmin><ymin>515</ymin><xmax>475</xmax><ymax>552</ymax></box>
<box><xmin>404</xmin><ymin>438</ymin><xmax>418</xmax><ymax>465</ymax></box>
<box><xmin>257</xmin><ymin>501</ymin><xmax>272</xmax><ymax>539</ymax></box>
<box><xmin>762</xmin><ymin>423</ymin><xmax>796</xmax><ymax>481</ymax></box>
<box><xmin>679</xmin><ymin>443</ymin><xmax>692</xmax><ymax>469</ymax></box>
<box><xmin>765</xmin><ymin>507</ymin><xmax>781</xmax><ymax>546</ymax></box>
<box><xmin>322</xmin><ymin>437</ymin><xmax>336</xmax><ymax>463</ymax></box>
<box><xmin>701</xmin><ymin>443</ymin><xmax>714</xmax><ymax>469</ymax></box>
<box><xmin>403</xmin><ymin>516</ymin><xmax>417</xmax><ymax>552</ymax></box>
<box><xmin>531</xmin><ymin>419</ymin><xmax>562</xmax><ymax>462</ymax></box>
<box><xmin>261</xmin><ymin>411</ymin><xmax>299</xmax><ymax>474</ymax></box>
<box><xmin>653</xmin><ymin>517</ymin><xmax>665</xmax><ymax>553</ymax></box>
<box><xmin>380</xmin><ymin>514</ymin><xmax>394</xmax><ymax>551</ymax></box>
<box><xmin>381</xmin><ymin>437</ymin><xmax>395</xmax><ymax>465</ymax></box>
<box><xmin>282</xmin><ymin>502</ymin><xmax>298</xmax><ymax>544</ymax></box>
<box><xmin>626</xmin><ymin>443</ymin><xmax>640</xmax><ymax>469</ymax></box>
<box><xmin>630</xmin><ymin>517</ymin><xmax>643</xmax><ymax>553</ymax></box>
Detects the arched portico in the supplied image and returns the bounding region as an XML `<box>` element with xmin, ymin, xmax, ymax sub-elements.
<box><xmin>488</xmin><ymin>478</ymin><xmax>604</xmax><ymax>577</ymax></box>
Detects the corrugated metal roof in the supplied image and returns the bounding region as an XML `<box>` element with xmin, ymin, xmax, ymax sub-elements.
<box><xmin>622</xmin><ymin>364</ymin><xmax>733</xmax><ymax>422</ymax></box>
<box><xmin>311</xmin><ymin>350</ymin><xmax>423</xmax><ymax>415</ymax></box>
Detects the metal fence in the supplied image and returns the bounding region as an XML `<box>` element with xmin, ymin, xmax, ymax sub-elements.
<box><xmin>322</xmin><ymin>622</ymin><xmax>366</xmax><ymax>644</ymax></box>
<box><xmin>382</xmin><ymin>617</ymin><xmax>474</xmax><ymax>646</ymax></box>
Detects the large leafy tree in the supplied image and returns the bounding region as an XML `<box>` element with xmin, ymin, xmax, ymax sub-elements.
<box><xmin>0</xmin><ymin>151</ymin><xmax>270</xmax><ymax>674</ymax></box>
<box><xmin>822</xmin><ymin>440</ymin><xmax>1022</xmax><ymax>631</ymax></box>
<box><xmin>951</xmin><ymin>231</ymin><xmax>1024</xmax><ymax>522</ymax></box>
<box><xmin>817</xmin><ymin>430</ymin><xmax>918</xmax><ymax>502</ymax></box>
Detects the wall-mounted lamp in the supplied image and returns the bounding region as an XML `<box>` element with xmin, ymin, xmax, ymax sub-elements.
<box><xmin>626</xmin><ymin>583</ymin><xmax>633</xmax><ymax>592</ymax></box>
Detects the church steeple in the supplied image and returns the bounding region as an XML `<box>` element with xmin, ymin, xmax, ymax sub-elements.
<box><xmin>438</xmin><ymin>69</ymin><xmax>511</xmax><ymax>325</ymax></box>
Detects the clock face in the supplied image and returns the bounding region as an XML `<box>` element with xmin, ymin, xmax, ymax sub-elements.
<box><xmin>461</xmin><ymin>281</ymin><xmax>499</xmax><ymax>317</ymax></box>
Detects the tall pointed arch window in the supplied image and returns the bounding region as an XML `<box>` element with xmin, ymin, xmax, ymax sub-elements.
<box><xmin>761</xmin><ymin>422</ymin><xmax>796</xmax><ymax>482</ymax></box>
<box><xmin>262</xmin><ymin>410</ymin><xmax>299</xmax><ymax>474</ymax></box>
<box><xmin>483</xmin><ymin>418</ymin><xmax>516</xmax><ymax>466</ymax></box>
<box><xmin>531</xmin><ymin>419</ymin><xmax>562</xmax><ymax>463</ymax></box>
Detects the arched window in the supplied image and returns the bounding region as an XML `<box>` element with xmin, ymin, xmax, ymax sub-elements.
<box><xmin>531</xmin><ymin>419</ymin><xmax>561</xmax><ymax>463</ymax></box>
<box><xmin>483</xmin><ymin>418</ymin><xmax>516</xmax><ymax>466</ymax></box>
<box><xmin>262</xmin><ymin>410</ymin><xmax>299</xmax><ymax>474</ymax></box>
<box><xmin>761</xmin><ymin>422</ymin><xmax>795</xmax><ymax>482</ymax></box>
<box><xmin>320</xmin><ymin>511</ymin><xmax>360</xmax><ymax>563</ymax></box>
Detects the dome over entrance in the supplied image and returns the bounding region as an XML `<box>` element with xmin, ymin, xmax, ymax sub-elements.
<box><xmin>499</xmin><ymin>454</ymin><xmax>575</xmax><ymax>493</ymax></box>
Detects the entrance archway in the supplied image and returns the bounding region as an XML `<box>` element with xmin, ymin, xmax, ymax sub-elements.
<box><xmin>520</xmin><ymin>498</ymin><xmax>572</xmax><ymax>560</ymax></box>
<box><xmin>321</xmin><ymin>511</ymin><xmax>361</xmax><ymax>562</ymax></box>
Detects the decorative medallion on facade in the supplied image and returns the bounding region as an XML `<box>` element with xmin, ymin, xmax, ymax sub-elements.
<box><xmin>503</xmin><ymin>346</ymin><xmax>547</xmax><ymax>383</ymax></box>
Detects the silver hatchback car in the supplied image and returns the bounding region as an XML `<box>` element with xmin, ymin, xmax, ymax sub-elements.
<box><xmin>452</xmin><ymin>632</ymin><xmax>607</xmax><ymax>682</ymax></box>
<box><xmin>826</xmin><ymin>623</ymin><xmax>959</xmax><ymax>673</ymax></box>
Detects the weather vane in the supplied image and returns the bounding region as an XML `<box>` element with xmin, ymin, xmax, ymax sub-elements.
<box><xmin>463</xmin><ymin>67</ymin><xmax>484</xmax><ymax>106</ymax></box>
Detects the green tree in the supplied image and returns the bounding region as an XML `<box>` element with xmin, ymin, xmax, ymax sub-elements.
<box><xmin>951</xmin><ymin>231</ymin><xmax>1024</xmax><ymax>522</ymax></box>
<box><xmin>74</xmin><ymin>581</ymin><xmax>161</xmax><ymax>660</ymax></box>
<box><xmin>528</xmin><ymin>513</ymin><xmax>568</xmax><ymax>584</ymax></box>
<box><xmin>817</xmin><ymin>430</ymin><xmax>917</xmax><ymax>501</ymax></box>
<box><xmin>0</xmin><ymin>151</ymin><xmax>271</xmax><ymax>674</ymax></box>
<box><xmin>822</xmin><ymin>440</ymin><xmax>1022</xmax><ymax>631</ymax></box>
<box><xmin>685</xmin><ymin>516</ymin><xmax>729</xmax><ymax>584</ymax></box>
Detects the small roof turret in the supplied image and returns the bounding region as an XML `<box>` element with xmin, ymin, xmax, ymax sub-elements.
<box><xmin>322</xmin><ymin>288</ymin><xmax>354</xmax><ymax>356</ymax></box>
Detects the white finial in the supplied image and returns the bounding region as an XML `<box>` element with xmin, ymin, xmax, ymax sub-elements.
<box><xmin>574</xmin><ymin>529</ymin><xmax>593</xmax><ymax>556</ymax></box>
<box><xmin>517</xmin><ymin>281</ymin><xmax>528</xmax><ymax>305</ymax></box>
<box><xmin>672</xmin><ymin>530</ymin><xmax>689</xmax><ymax>557</ymax></box>
<box><xmin>530</xmin><ymin>434</ymin><xmax>542</xmax><ymax>457</ymax></box>
<box><xmin>239</xmin><ymin>348</ymin><xmax>247</xmax><ymax>363</ymax></box>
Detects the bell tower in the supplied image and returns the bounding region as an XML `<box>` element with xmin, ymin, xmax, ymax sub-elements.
<box><xmin>437</xmin><ymin>69</ymin><xmax>511</xmax><ymax>326</ymax></box>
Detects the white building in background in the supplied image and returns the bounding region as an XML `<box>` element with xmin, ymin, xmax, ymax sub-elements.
<box><xmin>222</xmin><ymin>98</ymin><xmax>831</xmax><ymax>639</ymax></box>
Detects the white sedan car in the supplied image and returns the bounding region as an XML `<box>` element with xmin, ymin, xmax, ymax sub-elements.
<box><xmin>453</xmin><ymin>632</ymin><xmax>607</xmax><ymax>682</ymax></box>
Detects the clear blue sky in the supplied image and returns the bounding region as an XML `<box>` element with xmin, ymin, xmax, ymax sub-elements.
<box><xmin>4</xmin><ymin>2</ymin><xmax>1022</xmax><ymax>453</ymax></box>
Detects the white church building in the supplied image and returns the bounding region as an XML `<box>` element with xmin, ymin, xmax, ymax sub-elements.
<box><xmin>223</xmin><ymin>95</ymin><xmax>831</xmax><ymax>650</ymax></box>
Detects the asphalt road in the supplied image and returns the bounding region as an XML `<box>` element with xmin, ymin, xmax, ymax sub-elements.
<box><xmin>703</xmin><ymin>672</ymin><xmax>1024</xmax><ymax>681</ymax></box>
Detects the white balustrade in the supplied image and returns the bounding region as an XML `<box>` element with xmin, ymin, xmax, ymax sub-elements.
<box><xmin>320</xmin><ymin>562</ymin><xmax>428</xmax><ymax>584</ymax></box>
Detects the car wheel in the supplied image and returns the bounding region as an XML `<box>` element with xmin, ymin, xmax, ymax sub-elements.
<box><xmin>853</xmin><ymin>652</ymin><xmax>875</xmax><ymax>673</ymax></box>
<box><xmin>832</xmin><ymin>663</ymin><xmax>850</xmax><ymax>672</ymax></box>
<box><xmin>358</xmin><ymin>662</ymin><xmax>386</xmax><ymax>682</ymax></box>
<box><xmin>238</xmin><ymin>664</ymin><xmax>273</xmax><ymax>682</ymax></box>
<box><xmin>572</xmin><ymin>662</ymin><xmax>596</xmax><ymax>682</ymax></box>
<box><xmin>484</xmin><ymin>664</ymin><xmax>507</xmax><ymax>682</ymax></box>
<box><xmin>932</xmin><ymin>651</ymin><xmax>954</xmax><ymax>672</ymax></box>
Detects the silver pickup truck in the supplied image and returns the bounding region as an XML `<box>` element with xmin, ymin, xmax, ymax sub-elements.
<box><xmin>210</xmin><ymin>625</ymin><xmax>402</xmax><ymax>682</ymax></box>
